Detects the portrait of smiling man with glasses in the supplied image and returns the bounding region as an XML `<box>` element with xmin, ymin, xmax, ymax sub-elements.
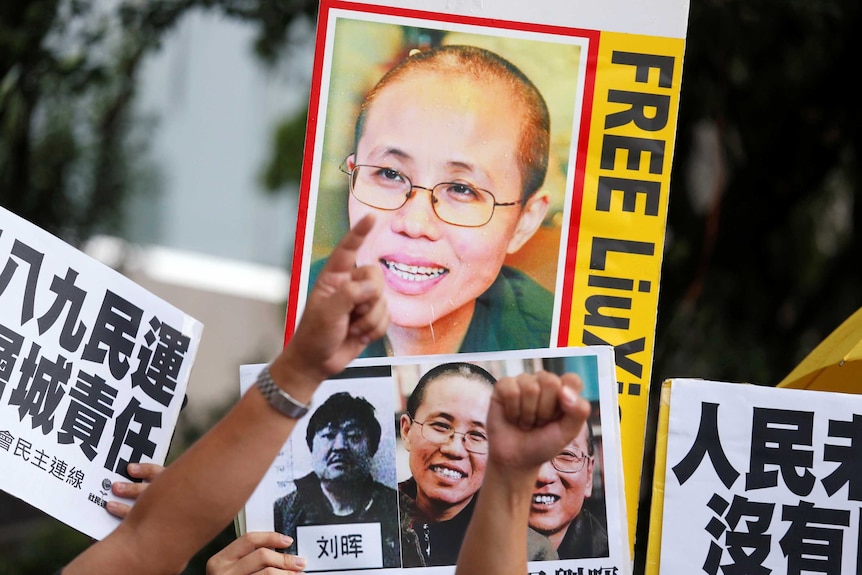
<box><xmin>529</xmin><ymin>417</ymin><xmax>609</xmax><ymax>559</ymax></box>
<box><xmin>309</xmin><ymin>42</ymin><xmax>555</xmax><ymax>358</ymax></box>
<box><xmin>397</xmin><ymin>362</ymin><xmax>557</xmax><ymax>567</ymax></box>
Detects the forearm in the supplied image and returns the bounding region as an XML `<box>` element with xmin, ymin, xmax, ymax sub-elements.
<box><xmin>60</xmin><ymin>217</ymin><xmax>387</xmax><ymax>575</ymax></box>
<box><xmin>64</xmin><ymin>376</ymin><xmax>307</xmax><ymax>575</ymax></box>
<box><xmin>456</xmin><ymin>461</ymin><xmax>539</xmax><ymax>575</ymax></box>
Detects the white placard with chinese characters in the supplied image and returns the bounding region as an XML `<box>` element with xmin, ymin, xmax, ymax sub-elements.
<box><xmin>661</xmin><ymin>379</ymin><xmax>862</xmax><ymax>574</ymax></box>
<box><xmin>0</xmin><ymin>207</ymin><xmax>203</xmax><ymax>539</ymax></box>
<box><xmin>298</xmin><ymin>523</ymin><xmax>384</xmax><ymax>571</ymax></box>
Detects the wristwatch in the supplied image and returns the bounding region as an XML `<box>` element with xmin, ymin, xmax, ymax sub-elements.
<box><xmin>255</xmin><ymin>365</ymin><xmax>311</xmax><ymax>419</ymax></box>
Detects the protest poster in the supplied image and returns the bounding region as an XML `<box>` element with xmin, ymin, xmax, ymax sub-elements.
<box><xmin>241</xmin><ymin>345</ymin><xmax>628</xmax><ymax>574</ymax></box>
<box><xmin>280</xmin><ymin>0</ymin><xmax>689</xmax><ymax>540</ymax></box>
<box><xmin>0</xmin><ymin>207</ymin><xmax>203</xmax><ymax>540</ymax></box>
<box><xmin>653</xmin><ymin>378</ymin><xmax>862</xmax><ymax>574</ymax></box>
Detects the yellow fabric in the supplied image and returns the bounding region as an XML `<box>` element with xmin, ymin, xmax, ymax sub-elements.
<box><xmin>778</xmin><ymin>306</ymin><xmax>862</xmax><ymax>392</ymax></box>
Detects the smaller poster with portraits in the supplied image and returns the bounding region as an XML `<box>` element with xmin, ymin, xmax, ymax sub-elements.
<box><xmin>0</xmin><ymin>207</ymin><xmax>203</xmax><ymax>540</ymax></box>
<box><xmin>241</xmin><ymin>345</ymin><xmax>629</xmax><ymax>574</ymax></box>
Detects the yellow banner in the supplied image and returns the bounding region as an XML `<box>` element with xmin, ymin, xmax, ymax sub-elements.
<box><xmin>568</xmin><ymin>31</ymin><xmax>686</xmax><ymax>547</ymax></box>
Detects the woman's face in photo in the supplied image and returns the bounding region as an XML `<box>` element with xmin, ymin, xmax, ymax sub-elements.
<box><xmin>400</xmin><ymin>374</ymin><xmax>493</xmax><ymax>520</ymax></box>
<box><xmin>349</xmin><ymin>70</ymin><xmax>543</xmax><ymax>332</ymax></box>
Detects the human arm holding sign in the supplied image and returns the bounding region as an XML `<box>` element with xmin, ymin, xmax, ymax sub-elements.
<box><xmin>104</xmin><ymin>462</ymin><xmax>163</xmax><ymax>519</ymax></box>
<box><xmin>203</xmin><ymin>532</ymin><xmax>307</xmax><ymax>575</ymax></box>
<box><xmin>455</xmin><ymin>371</ymin><xmax>591</xmax><ymax>575</ymax></box>
<box><xmin>108</xmin><ymin>465</ymin><xmax>308</xmax><ymax>575</ymax></box>
<box><xmin>62</xmin><ymin>215</ymin><xmax>388</xmax><ymax>575</ymax></box>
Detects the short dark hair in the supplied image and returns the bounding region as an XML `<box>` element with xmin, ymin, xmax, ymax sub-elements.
<box><xmin>306</xmin><ymin>392</ymin><xmax>382</xmax><ymax>456</ymax></box>
<box><xmin>353</xmin><ymin>45</ymin><xmax>550</xmax><ymax>201</ymax></box>
<box><xmin>406</xmin><ymin>362</ymin><xmax>496</xmax><ymax>418</ymax></box>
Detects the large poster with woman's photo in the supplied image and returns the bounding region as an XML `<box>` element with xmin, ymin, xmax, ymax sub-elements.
<box><xmin>282</xmin><ymin>0</ymin><xmax>689</xmax><ymax>546</ymax></box>
<box><xmin>241</xmin><ymin>346</ymin><xmax>627</xmax><ymax>574</ymax></box>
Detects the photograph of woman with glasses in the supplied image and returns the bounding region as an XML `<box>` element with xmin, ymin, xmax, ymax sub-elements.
<box><xmin>529</xmin><ymin>416</ymin><xmax>609</xmax><ymax>559</ymax></box>
<box><xmin>302</xmin><ymin>17</ymin><xmax>583</xmax><ymax>359</ymax></box>
<box><xmin>396</xmin><ymin>362</ymin><xmax>558</xmax><ymax>567</ymax></box>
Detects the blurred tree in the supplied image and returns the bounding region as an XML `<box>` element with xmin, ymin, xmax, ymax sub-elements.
<box><xmin>654</xmin><ymin>0</ymin><xmax>861</xmax><ymax>388</ymax></box>
<box><xmin>0</xmin><ymin>2</ymin><xmax>315</xmax><ymax>574</ymax></box>
<box><xmin>0</xmin><ymin>522</ymin><xmax>91</xmax><ymax>575</ymax></box>
<box><xmin>260</xmin><ymin>106</ymin><xmax>308</xmax><ymax>193</ymax></box>
<box><xmin>0</xmin><ymin>0</ymin><xmax>316</xmax><ymax>246</ymax></box>
<box><xmin>636</xmin><ymin>1</ymin><xmax>861</xmax><ymax>570</ymax></box>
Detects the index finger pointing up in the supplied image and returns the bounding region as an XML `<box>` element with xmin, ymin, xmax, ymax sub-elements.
<box><xmin>323</xmin><ymin>214</ymin><xmax>376</xmax><ymax>275</ymax></box>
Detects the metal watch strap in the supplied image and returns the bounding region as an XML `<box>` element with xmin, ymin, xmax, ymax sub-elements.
<box><xmin>256</xmin><ymin>365</ymin><xmax>310</xmax><ymax>419</ymax></box>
